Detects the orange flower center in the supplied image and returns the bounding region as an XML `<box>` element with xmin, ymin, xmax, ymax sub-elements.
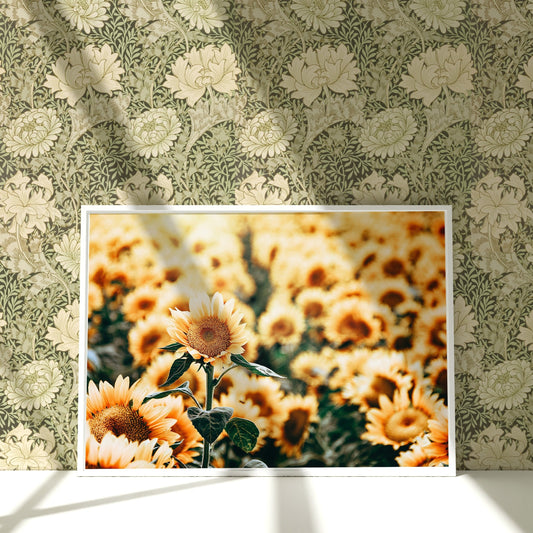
<box><xmin>283</xmin><ymin>408</ymin><xmax>310</xmax><ymax>445</ymax></box>
<box><xmin>381</xmin><ymin>290</ymin><xmax>405</xmax><ymax>308</ymax></box>
<box><xmin>366</xmin><ymin>376</ymin><xmax>396</xmax><ymax>407</ymax></box>
<box><xmin>138</xmin><ymin>298</ymin><xmax>155</xmax><ymax>311</ymax></box>
<box><xmin>271</xmin><ymin>318</ymin><xmax>295</xmax><ymax>338</ymax></box>
<box><xmin>187</xmin><ymin>316</ymin><xmax>231</xmax><ymax>358</ymax></box>
<box><xmin>383</xmin><ymin>259</ymin><xmax>404</xmax><ymax>277</ymax></box>
<box><xmin>89</xmin><ymin>405</ymin><xmax>151</xmax><ymax>443</ymax></box>
<box><xmin>384</xmin><ymin>407</ymin><xmax>428</xmax><ymax>444</ymax></box>
<box><xmin>141</xmin><ymin>330</ymin><xmax>162</xmax><ymax>354</ymax></box>
<box><xmin>338</xmin><ymin>315</ymin><xmax>371</xmax><ymax>341</ymax></box>
<box><xmin>246</xmin><ymin>391</ymin><xmax>273</xmax><ymax>417</ymax></box>
<box><xmin>308</xmin><ymin>267</ymin><xmax>326</xmax><ymax>287</ymax></box>
<box><xmin>303</xmin><ymin>301</ymin><xmax>323</xmax><ymax>318</ymax></box>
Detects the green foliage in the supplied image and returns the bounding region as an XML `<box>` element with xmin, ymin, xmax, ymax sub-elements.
<box><xmin>160</xmin><ymin>354</ymin><xmax>194</xmax><ymax>387</ymax></box>
<box><xmin>230</xmin><ymin>353</ymin><xmax>285</xmax><ymax>379</ymax></box>
<box><xmin>142</xmin><ymin>381</ymin><xmax>197</xmax><ymax>405</ymax></box>
<box><xmin>226</xmin><ymin>418</ymin><xmax>259</xmax><ymax>453</ymax></box>
<box><xmin>187</xmin><ymin>406</ymin><xmax>234</xmax><ymax>444</ymax></box>
<box><xmin>159</xmin><ymin>342</ymin><xmax>182</xmax><ymax>352</ymax></box>
<box><xmin>244</xmin><ymin>459</ymin><xmax>268</xmax><ymax>468</ymax></box>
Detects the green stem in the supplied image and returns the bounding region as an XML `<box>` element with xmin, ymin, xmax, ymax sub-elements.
<box><xmin>213</xmin><ymin>364</ymin><xmax>238</xmax><ymax>386</ymax></box>
<box><xmin>201</xmin><ymin>363</ymin><xmax>215</xmax><ymax>468</ymax></box>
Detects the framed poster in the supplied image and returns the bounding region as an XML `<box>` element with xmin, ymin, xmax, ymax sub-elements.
<box><xmin>78</xmin><ymin>206</ymin><xmax>455</xmax><ymax>475</ymax></box>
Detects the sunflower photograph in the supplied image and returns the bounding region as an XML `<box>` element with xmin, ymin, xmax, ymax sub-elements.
<box><xmin>80</xmin><ymin>207</ymin><xmax>454</xmax><ymax>474</ymax></box>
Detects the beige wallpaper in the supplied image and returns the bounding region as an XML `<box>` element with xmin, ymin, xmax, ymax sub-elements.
<box><xmin>0</xmin><ymin>0</ymin><xmax>532</xmax><ymax>469</ymax></box>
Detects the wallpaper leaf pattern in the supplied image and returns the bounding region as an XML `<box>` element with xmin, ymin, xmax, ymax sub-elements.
<box><xmin>0</xmin><ymin>0</ymin><xmax>532</xmax><ymax>470</ymax></box>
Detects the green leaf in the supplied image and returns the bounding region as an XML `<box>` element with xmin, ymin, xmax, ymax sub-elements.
<box><xmin>244</xmin><ymin>459</ymin><xmax>268</xmax><ymax>468</ymax></box>
<box><xmin>226</xmin><ymin>418</ymin><xmax>259</xmax><ymax>453</ymax></box>
<box><xmin>187</xmin><ymin>406</ymin><xmax>234</xmax><ymax>444</ymax></box>
<box><xmin>230</xmin><ymin>354</ymin><xmax>285</xmax><ymax>379</ymax></box>
<box><xmin>142</xmin><ymin>381</ymin><xmax>195</xmax><ymax>404</ymax></box>
<box><xmin>159</xmin><ymin>342</ymin><xmax>182</xmax><ymax>352</ymax></box>
<box><xmin>160</xmin><ymin>355</ymin><xmax>193</xmax><ymax>387</ymax></box>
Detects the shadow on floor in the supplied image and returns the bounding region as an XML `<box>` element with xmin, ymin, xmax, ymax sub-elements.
<box><xmin>0</xmin><ymin>471</ymin><xmax>236</xmax><ymax>533</ymax></box>
<box><xmin>469</xmin><ymin>471</ymin><xmax>533</xmax><ymax>533</ymax></box>
<box><xmin>275</xmin><ymin>473</ymin><xmax>317</xmax><ymax>533</ymax></box>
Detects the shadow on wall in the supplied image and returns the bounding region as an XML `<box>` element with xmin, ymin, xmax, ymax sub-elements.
<box><xmin>470</xmin><ymin>471</ymin><xmax>533</xmax><ymax>533</ymax></box>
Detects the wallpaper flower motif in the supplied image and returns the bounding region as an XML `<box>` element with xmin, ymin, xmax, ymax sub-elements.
<box><xmin>0</xmin><ymin>0</ymin><xmax>532</xmax><ymax>471</ymax></box>
<box><xmin>164</xmin><ymin>44</ymin><xmax>240</xmax><ymax>105</ymax></box>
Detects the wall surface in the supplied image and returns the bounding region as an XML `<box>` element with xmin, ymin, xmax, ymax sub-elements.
<box><xmin>0</xmin><ymin>0</ymin><xmax>532</xmax><ymax>470</ymax></box>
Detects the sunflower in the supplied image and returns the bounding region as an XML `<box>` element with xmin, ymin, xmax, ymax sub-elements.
<box><xmin>349</xmin><ymin>241</ymin><xmax>381</xmax><ymax>277</ymax></box>
<box><xmin>299</xmin><ymin>254</ymin><xmax>351</xmax><ymax>290</ymax></box>
<box><xmin>367</xmin><ymin>279</ymin><xmax>420</xmax><ymax>315</ymax></box>
<box><xmin>423</xmin><ymin>409</ymin><xmax>449</xmax><ymax>466</ymax></box>
<box><xmin>139</xmin><ymin>352</ymin><xmax>184</xmax><ymax>390</ymax></box>
<box><xmin>86</xmin><ymin>375</ymin><xmax>179</xmax><ymax>446</ymax></box>
<box><xmin>258</xmin><ymin>297</ymin><xmax>305</xmax><ymax>348</ymax></box>
<box><xmin>128</xmin><ymin>313</ymin><xmax>173</xmax><ymax>368</ymax></box>
<box><xmin>103</xmin><ymin>262</ymin><xmax>134</xmax><ymax>300</ymax></box>
<box><xmin>387</xmin><ymin>323</ymin><xmax>414</xmax><ymax>352</ymax></box>
<box><xmin>88</xmin><ymin>281</ymin><xmax>104</xmax><ymax>316</ymax></box>
<box><xmin>139</xmin><ymin>352</ymin><xmax>206</xmax><ymax>406</ymax></box>
<box><xmin>217</xmin><ymin>389</ymin><xmax>268</xmax><ymax>450</ymax></box>
<box><xmin>342</xmin><ymin>349</ymin><xmax>412</xmax><ymax>411</ymax></box>
<box><xmin>359</xmin><ymin>245</ymin><xmax>411</xmax><ymax>283</ymax></box>
<box><xmin>290</xmin><ymin>350</ymin><xmax>337</xmax><ymax>390</ymax></box>
<box><xmin>158</xmin><ymin>396</ymin><xmax>202</xmax><ymax>465</ymax></box>
<box><xmin>126</xmin><ymin>438</ymin><xmax>175</xmax><ymax>469</ymax></box>
<box><xmin>425</xmin><ymin>357</ymin><xmax>448</xmax><ymax>401</ymax></box>
<box><xmin>273</xmin><ymin>394</ymin><xmax>318</xmax><ymax>458</ymax></box>
<box><xmin>296</xmin><ymin>287</ymin><xmax>329</xmax><ymax>325</ymax></box>
<box><xmin>431</xmin><ymin>215</ymin><xmax>446</xmax><ymax>246</ymax></box>
<box><xmin>122</xmin><ymin>284</ymin><xmax>161</xmax><ymax>322</ymax></box>
<box><xmin>208</xmin><ymin>263</ymin><xmax>256</xmax><ymax>299</ymax></box>
<box><xmin>85</xmin><ymin>428</ymin><xmax>138</xmax><ymax>469</ymax></box>
<box><xmin>405</xmin><ymin>233</ymin><xmax>443</xmax><ymax>267</ymax></box>
<box><xmin>361</xmin><ymin>386</ymin><xmax>443</xmax><ymax>449</ymax></box>
<box><xmin>166</xmin><ymin>292</ymin><xmax>248</xmax><ymax>364</ymax></box>
<box><xmin>154</xmin><ymin>279</ymin><xmax>198</xmax><ymax>314</ymax></box>
<box><xmin>395</xmin><ymin>441</ymin><xmax>432</xmax><ymax>467</ymax></box>
<box><xmin>241</xmin><ymin>329</ymin><xmax>260</xmax><ymax>362</ymax></box>
<box><xmin>328</xmin><ymin>280</ymin><xmax>372</xmax><ymax>304</ymax></box>
<box><xmin>251</xmin><ymin>231</ymin><xmax>285</xmax><ymax>269</ymax></box>
<box><xmin>228</xmin><ymin>373</ymin><xmax>286</xmax><ymax>435</ymax></box>
<box><xmin>410</xmin><ymin>306</ymin><xmax>448</xmax><ymax>364</ymax></box>
<box><xmin>324</xmin><ymin>298</ymin><xmax>382</xmax><ymax>347</ymax></box>
<box><xmin>86</xmin><ymin>429</ymin><xmax>175</xmax><ymax>469</ymax></box>
<box><xmin>101</xmin><ymin>225</ymin><xmax>142</xmax><ymax>263</ymax></box>
<box><xmin>327</xmin><ymin>348</ymin><xmax>372</xmax><ymax>404</ymax></box>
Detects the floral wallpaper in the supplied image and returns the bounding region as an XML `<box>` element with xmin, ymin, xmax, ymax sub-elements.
<box><xmin>0</xmin><ymin>0</ymin><xmax>532</xmax><ymax>470</ymax></box>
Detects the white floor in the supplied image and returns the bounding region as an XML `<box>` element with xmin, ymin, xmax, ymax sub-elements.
<box><xmin>0</xmin><ymin>471</ymin><xmax>531</xmax><ymax>533</ymax></box>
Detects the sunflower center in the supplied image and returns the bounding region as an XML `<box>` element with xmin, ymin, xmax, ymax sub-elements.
<box><xmin>338</xmin><ymin>315</ymin><xmax>371</xmax><ymax>341</ymax></box>
<box><xmin>304</xmin><ymin>301</ymin><xmax>323</xmax><ymax>318</ymax></box>
<box><xmin>429</xmin><ymin>319</ymin><xmax>446</xmax><ymax>348</ymax></box>
<box><xmin>436</xmin><ymin>369</ymin><xmax>447</xmax><ymax>393</ymax></box>
<box><xmin>141</xmin><ymin>332</ymin><xmax>161</xmax><ymax>354</ymax></box>
<box><xmin>383</xmin><ymin>259</ymin><xmax>404</xmax><ymax>277</ymax></box>
<box><xmin>283</xmin><ymin>409</ymin><xmax>309</xmax><ymax>445</ymax></box>
<box><xmin>381</xmin><ymin>290</ymin><xmax>405</xmax><ymax>308</ymax></box>
<box><xmin>246</xmin><ymin>391</ymin><xmax>273</xmax><ymax>417</ymax></box>
<box><xmin>138</xmin><ymin>298</ymin><xmax>155</xmax><ymax>311</ymax></box>
<box><xmin>271</xmin><ymin>318</ymin><xmax>295</xmax><ymax>337</ymax></box>
<box><xmin>308</xmin><ymin>268</ymin><xmax>326</xmax><ymax>287</ymax></box>
<box><xmin>367</xmin><ymin>376</ymin><xmax>397</xmax><ymax>407</ymax></box>
<box><xmin>89</xmin><ymin>405</ymin><xmax>151</xmax><ymax>443</ymax></box>
<box><xmin>384</xmin><ymin>407</ymin><xmax>428</xmax><ymax>444</ymax></box>
<box><xmin>187</xmin><ymin>316</ymin><xmax>231</xmax><ymax>358</ymax></box>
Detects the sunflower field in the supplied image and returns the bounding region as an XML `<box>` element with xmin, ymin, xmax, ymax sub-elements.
<box><xmin>85</xmin><ymin>210</ymin><xmax>450</xmax><ymax>470</ymax></box>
